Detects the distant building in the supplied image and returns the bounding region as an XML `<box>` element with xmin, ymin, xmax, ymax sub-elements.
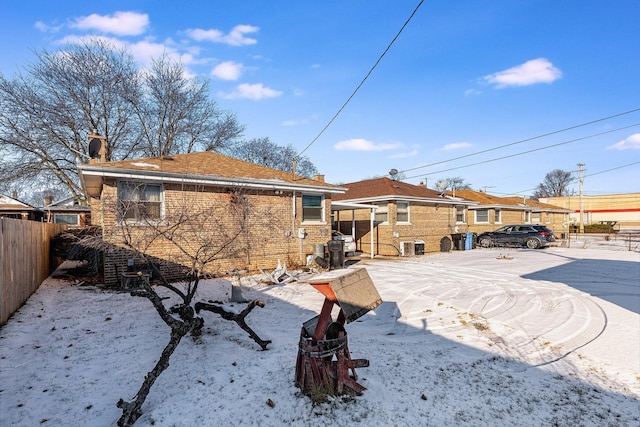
<box><xmin>540</xmin><ymin>193</ymin><xmax>640</xmax><ymax>231</ymax></box>
<box><xmin>0</xmin><ymin>193</ymin><xmax>43</xmax><ymax>221</ymax></box>
<box><xmin>41</xmin><ymin>196</ymin><xmax>92</xmax><ymax>227</ymax></box>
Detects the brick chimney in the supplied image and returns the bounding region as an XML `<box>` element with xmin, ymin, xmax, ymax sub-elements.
<box><xmin>313</xmin><ymin>174</ymin><xmax>325</xmax><ymax>183</ymax></box>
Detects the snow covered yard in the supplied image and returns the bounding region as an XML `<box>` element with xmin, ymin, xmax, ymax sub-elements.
<box><xmin>1</xmin><ymin>245</ymin><xmax>638</xmax><ymax>426</ymax></box>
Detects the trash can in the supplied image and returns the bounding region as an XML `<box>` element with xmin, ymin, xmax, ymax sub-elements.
<box><xmin>327</xmin><ymin>240</ymin><xmax>345</xmax><ymax>269</ymax></box>
<box><xmin>313</xmin><ymin>243</ymin><xmax>325</xmax><ymax>260</ymax></box>
<box><xmin>440</xmin><ymin>236</ymin><xmax>452</xmax><ymax>252</ymax></box>
<box><xmin>414</xmin><ymin>240</ymin><xmax>425</xmax><ymax>255</ymax></box>
<box><xmin>464</xmin><ymin>232</ymin><xmax>474</xmax><ymax>250</ymax></box>
<box><xmin>451</xmin><ymin>233</ymin><xmax>465</xmax><ymax>250</ymax></box>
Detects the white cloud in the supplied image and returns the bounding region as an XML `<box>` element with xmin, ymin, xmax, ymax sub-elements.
<box><xmin>35</xmin><ymin>21</ymin><xmax>63</xmax><ymax>34</ymax></box>
<box><xmin>70</xmin><ymin>11</ymin><xmax>149</xmax><ymax>36</ymax></box>
<box><xmin>212</xmin><ymin>61</ymin><xmax>243</xmax><ymax>80</ymax></box>
<box><xmin>441</xmin><ymin>142</ymin><xmax>472</xmax><ymax>151</ymax></box>
<box><xmin>282</xmin><ymin>114</ymin><xmax>318</xmax><ymax>126</ymax></box>
<box><xmin>607</xmin><ymin>133</ymin><xmax>640</xmax><ymax>150</ymax></box>
<box><xmin>483</xmin><ymin>58</ymin><xmax>562</xmax><ymax>88</ymax></box>
<box><xmin>185</xmin><ymin>24</ymin><xmax>259</xmax><ymax>46</ymax></box>
<box><xmin>464</xmin><ymin>88</ymin><xmax>481</xmax><ymax>96</ymax></box>
<box><xmin>390</xmin><ymin>149</ymin><xmax>418</xmax><ymax>159</ymax></box>
<box><xmin>334</xmin><ymin>138</ymin><xmax>403</xmax><ymax>151</ymax></box>
<box><xmin>224</xmin><ymin>83</ymin><xmax>282</xmax><ymax>100</ymax></box>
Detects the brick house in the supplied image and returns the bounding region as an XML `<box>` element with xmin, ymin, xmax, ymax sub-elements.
<box><xmin>78</xmin><ymin>151</ymin><xmax>345</xmax><ymax>286</ymax></box>
<box><xmin>0</xmin><ymin>193</ymin><xmax>43</xmax><ymax>221</ymax></box>
<box><xmin>453</xmin><ymin>190</ymin><xmax>573</xmax><ymax>238</ymax></box>
<box><xmin>42</xmin><ymin>196</ymin><xmax>92</xmax><ymax>227</ymax></box>
<box><xmin>332</xmin><ymin>177</ymin><xmax>477</xmax><ymax>256</ymax></box>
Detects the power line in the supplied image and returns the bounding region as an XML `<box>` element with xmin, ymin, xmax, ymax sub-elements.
<box><xmin>509</xmin><ymin>161</ymin><xmax>640</xmax><ymax>196</ymax></box>
<box><xmin>405</xmin><ymin>122</ymin><xmax>640</xmax><ymax>180</ymax></box>
<box><xmin>400</xmin><ymin>107</ymin><xmax>640</xmax><ymax>174</ymax></box>
<box><xmin>297</xmin><ymin>0</ymin><xmax>424</xmax><ymax>158</ymax></box>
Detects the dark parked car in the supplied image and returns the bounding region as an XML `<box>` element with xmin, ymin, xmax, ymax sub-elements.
<box><xmin>477</xmin><ymin>224</ymin><xmax>555</xmax><ymax>249</ymax></box>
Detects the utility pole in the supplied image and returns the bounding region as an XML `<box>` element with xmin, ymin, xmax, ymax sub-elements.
<box><xmin>577</xmin><ymin>163</ymin><xmax>585</xmax><ymax>234</ymax></box>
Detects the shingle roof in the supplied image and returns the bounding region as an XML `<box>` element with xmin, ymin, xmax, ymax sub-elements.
<box><xmin>453</xmin><ymin>190</ymin><xmax>570</xmax><ymax>211</ymax></box>
<box><xmin>79</xmin><ymin>151</ymin><xmax>338</xmax><ymax>189</ymax></box>
<box><xmin>333</xmin><ymin>177</ymin><xmax>447</xmax><ymax>201</ymax></box>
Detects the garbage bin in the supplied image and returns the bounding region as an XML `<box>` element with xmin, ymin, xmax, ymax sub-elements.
<box><xmin>464</xmin><ymin>232</ymin><xmax>474</xmax><ymax>250</ymax></box>
<box><xmin>440</xmin><ymin>236</ymin><xmax>452</xmax><ymax>252</ymax></box>
<box><xmin>327</xmin><ymin>240</ymin><xmax>345</xmax><ymax>269</ymax></box>
<box><xmin>451</xmin><ymin>233</ymin><xmax>464</xmax><ymax>250</ymax></box>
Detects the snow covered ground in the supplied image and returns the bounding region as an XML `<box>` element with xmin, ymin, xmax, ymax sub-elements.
<box><xmin>1</xmin><ymin>239</ymin><xmax>639</xmax><ymax>426</ymax></box>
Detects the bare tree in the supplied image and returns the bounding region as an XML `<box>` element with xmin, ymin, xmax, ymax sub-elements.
<box><xmin>531</xmin><ymin>169</ymin><xmax>575</xmax><ymax>200</ymax></box>
<box><xmin>224</xmin><ymin>137</ymin><xmax>319</xmax><ymax>178</ymax></box>
<box><xmin>0</xmin><ymin>38</ymin><xmax>140</xmax><ymax>199</ymax></box>
<box><xmin>432</xmin><ymin>177</ymin><xmax>472</xmax><ymax>192</ymax></box>
<box><xmin>0</xmin><ymin>38</ymin><xmax>244</xmax><ymax>200</ymax></box>
<box><xmin>134</xmin><ymin>55</ymin><xmax>244</xmax><ymax>157</ymax></box>
<box><xmin>100</xmin><ymin>184</ymin><xmax>275</xmax><ymax>426</ymax></box>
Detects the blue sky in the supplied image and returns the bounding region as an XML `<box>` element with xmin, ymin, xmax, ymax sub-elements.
<box><xmin>1</xmin><ymin>1</ymin><xmax>639</xmax><ymax>196</ymax></box>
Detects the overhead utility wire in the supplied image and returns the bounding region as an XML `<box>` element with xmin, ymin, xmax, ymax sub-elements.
<box><xmin>508</xmin><ymin>161</ymin><xmax>640</xmax><ymax>196</ymax></box>
<box><xmin>585</xmin><ymin>161</ymin><xmax>640</xmax><ymax>178</ymax></box>
<box><xmin>297</xmin><ymin>0</ymin><xmax>424</xmax><ymax>158</ymax></box>
<box><xmin>401</xmin><ymin>107</ymin><xmax>640</xmax><ymax>174</ymax></box>
<box><xmin>405</xmin><ymin>122</ymin><xmax>640</xmax><ymax>180</ymax></box>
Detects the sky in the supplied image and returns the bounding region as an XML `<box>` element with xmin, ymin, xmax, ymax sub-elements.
<box><xmin>1</xmin><ymin>0</ymin><xmax>639</xmax><ymax>197</ymax></box>
<box><xmin>0</xmin><ymin>243</ymin><xmax>638</xmax><ymax>426</ymax></box>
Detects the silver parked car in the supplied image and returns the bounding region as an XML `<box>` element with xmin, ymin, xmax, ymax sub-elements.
<box><xmin>331</xmin><ymin>231</ymin><xmax>357</xmax><ymax>255</ymax></box>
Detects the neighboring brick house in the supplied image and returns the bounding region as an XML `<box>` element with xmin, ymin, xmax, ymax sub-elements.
<box><xmin>0</xmin><ymin>193</ymin><xmax>43</xmax><ymax>221</ymax></box>
<box><xmin>453</xmin><ymin>190</ymin><xmax>573</xmax><ymax>237</ymax></box>
<box><xmin>42</xmin><ymin>196</ymin><xmax>91</xmax><ymax>227</ymax></box>
<box><xmin>78</xmin><ymin>151</ymin><xmax>345</xmax><ymax>286</ymax></box>
<box><xmin>332</xmin><ymin>177</ymin><xmax>477</xmax><ymax>256</ymax></box>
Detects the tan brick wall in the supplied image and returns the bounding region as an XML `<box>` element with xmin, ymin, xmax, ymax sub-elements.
<box><xmin>335</xmin><ymin>202</ymin><xmax>469</xmax><ymax>255</ymax></box>
<box><xmin>94</xmin><ymin>181</ymin><xmax>332</xmax><ymax>286</ymax></box>
<box><xmin>467</xmin><ymin>208</ymin><xmax>569</xmax><ymax>238</ymax></box>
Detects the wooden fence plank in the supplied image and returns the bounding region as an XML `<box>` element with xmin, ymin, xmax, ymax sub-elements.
<box><xmin>0</xmin><ymin>218</ymin><xmax>67</xmax><ymax>325</ymax></box>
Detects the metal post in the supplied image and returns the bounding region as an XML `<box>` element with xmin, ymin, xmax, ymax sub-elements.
<box><xmin>577</xmin><ymin>163</ymin><xmax>585</xmax><ymax>234</ymax></box>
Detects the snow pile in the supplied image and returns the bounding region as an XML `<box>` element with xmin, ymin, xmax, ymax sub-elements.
<box><xmin>1</xmin><ymin>246</ymin><xmax>638</xmax><ymax>426</ymax></box>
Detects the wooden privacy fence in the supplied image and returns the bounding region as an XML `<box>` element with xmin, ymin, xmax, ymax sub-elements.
<box><xmin>0</xmin><ymin>218</ymin><xmax>67</xmax><ymax>325</ymax></box>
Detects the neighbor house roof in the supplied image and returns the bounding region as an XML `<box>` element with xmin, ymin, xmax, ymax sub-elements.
<box><xmin>0</xmin><ymin>193</ymin><xmax>39</xmax><ymax>212</ymax></box>
<box><xmin>453</xmin><ymin>190</ymin><xmax>572</xmax><ymax>212</ymax></box>
<box><xmin>78</xmin><ymin>151</ymin><xmax>345</xmax><ymax>198</ymax></box>
<box><xmin>333</xmin><ymin>177</ymin><xmax>476</xmax><ymax>205</ymax></box>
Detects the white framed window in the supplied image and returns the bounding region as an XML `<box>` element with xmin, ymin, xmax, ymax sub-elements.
<box><xmin>118</xmin><ymin>181</ymin><xmax>163</xmax><ymax>222</ymax></box>
<box><xmin>532</xmin><ymin>212</ymin><xmax>542</xmax><ymax>224</ymax></box>
<box><xmin>494</xmin><ymin>209</ymin><xmax>502</xmax><ymax>224</ymax></box>
<box><xmin>53</xmin><ymin>213</ymin><xmax>79</xmax><ymax>225</ymax></box>
<box><xmin>455</xmin><ymin>206</ymin><xmax>466</xmax><ymax>223</ymax></box>
<box><xmin>475</xmin><ymin>209</ymin><xmax>489</xmax><ymax>224</ymax></box>
<box><xmin>523</xmin><ymin>211</ymin><xmax>531</xmax><ymax>223</ymax></box>
<box><xmin>396</xmin><ymin>202</ymin><xmax>409</xmax><ymax>223</ymax></box>
<box><xmin>302</xmin><ymin>194</ymin><xmax>324</xmax><ymax>222</ymax></box>
<box><xmin>374</xmin><ymin>202</ymin><xmax>388</xmax><ymax>223</ymax></box>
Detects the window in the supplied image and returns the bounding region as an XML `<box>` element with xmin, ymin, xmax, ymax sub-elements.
<box><xmin>396</xmin><ymin>202</ymin><xmax>409</xmax><ymax>223</ymax></box>
<box><xmin>302</xmin><ymin>194</ymin><xmax>323</xmax><ymax>222</ymax></box>
<box><xmin>475</xmin><ymin>209</ymin><xmax>489</xmax><ymax>223</ymax></box>
<box><xmin>374</xmin><ymin>202</ymin><xmax>388</xmax><ymax>223</ymax></box>
<box><xmin>118</xmin><ymin>181</ymin><xmax>162</xmax><ymax>221</ymax></box>
<box><xmin>53</xmin><ymin>214</ymin><xmax>79</xmax><ymax>226</ymax></box>
<box><xmin>494</xmin><ymin>209</ymin><xmax>502</xmax><ymax>224</ymax></box>
<box><xmin>531</xmin><ymin>212</ymin><xmax>542</xmax><ymax>224</ymax></box>
<box><xmin>455</xmin><ymin>206</ymin><xmax>466</xmax><ymax>223</ymax></box>
<box><xmin>523</xmin><ymin>211</ymin><xmax>531</xmax><ymax>223</ymax></box>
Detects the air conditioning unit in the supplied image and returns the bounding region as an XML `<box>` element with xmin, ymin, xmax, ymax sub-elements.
<box><xmin>400</xmin><ymin>241</ymin><xmax>415</xmax><ymax>257</ymax></box>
